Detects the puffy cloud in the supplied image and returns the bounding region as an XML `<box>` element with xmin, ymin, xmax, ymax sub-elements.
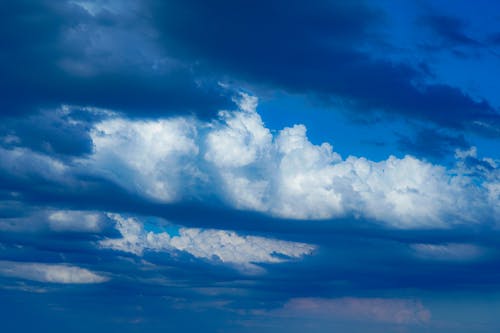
<box><xmin>202</xmin><ymin>94</ymin><xmax>498</xmax><ymax>227</ymax></box>
<box><xmin>88</xmin><ymin>117</ymin><xmax>199</xmax><ymax>201</ymax></box>
<box><xmin>0</xmin><ymin>261</ymin><xmax>108</xmax><ymax>284</ymax></box>
<box><xmin>205</xmin><ymin>94</ymin><xmax>271</xmax><ymax>169</ymax></box>
<box><xmin>2</xmin><ymin>93</ymin><xmax>498</xmax><ymax>229</ymax></box>
<box><xmin>204</xmin><ymin>95</ymin><xmax>273</xmax><ymax>210</ymax></box>
<box><xmin>99</xmin><ymin>213</ymin><xmax>315</xmax><ymax>273</ymax></box>
<box><xmin>277</xmin><ymin>297</ymin><xmax>431</xmax><ymax>325</ymax></box>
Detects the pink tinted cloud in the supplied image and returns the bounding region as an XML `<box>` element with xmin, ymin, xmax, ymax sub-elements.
<box><xmin>278</xmin><ymin>297</ymin><xmax>431</xmax><ymax>325</ymax></box>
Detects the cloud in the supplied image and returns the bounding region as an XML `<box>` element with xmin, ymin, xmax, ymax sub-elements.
<box><xmin>47</xmin><ymin>210</ymin><xmax>106</xmax><ymax>232</ymax></box>
<box><xmin>0</xmin><ymin>209</ymin><xmax>107</xmax><ymax>233</ymax></box>
<box><xmin>419</xmin><ymin>15</ymin><xmax>481</xmax><ymax>48</ymax></box>
<box><xmin>0</xmin><ymin>0</ymin><xmax>231</xmax><ymax>117</ymax></box>
<box><xmin>1</xmin><ymin>94</ymin><xmax>499</xmax><ymax>229</ymax></box>
<box><xmin>0</xmin><ymin>106</ymin><xmax>95</xmax><ymax>157</ymax></box>
<box><xmin>0</xmin><ymin>260</ymin><xmax>108</xmax><ymax>284</ymax></box>
<box><xmin>411</xmin><ymin>243</ymin><xmax>484</xmax><ymax>261</ymax></box>
<box><xmin>205</xmin><ymin>95</ymin><xmax>271</xmax><ymax>169</ymax></box>
<box><xmin>200</xmin><ymin>95</ymin><xmax>499</xmax><ymax>227</ymax></box>
<box><xmin>99</xmin><ymin>213</ymin><xmax>315</xmax><ymax>273</ymax></box>
<box><xmin>151</xmin><ymin>0</ymin><xmax>500</xmax><ymax>137</ymax></box>
<box><xmin>276</xmin><ymin>297</ymin><xmax>431</xmax><ymax>325</ymax></box>
<box><xmin>89</xmin><ymin>116</ymin><xmax>199</xmax><ymax>201</ymax></box>
<box><xmin>397</xmin><ymin>128</ymin><xmax>469</xmax><ymax>159</ymax></box>
<box><xmin>2</xmin><ymin>0</ymin><xmax>499</xmax><ymax>133</ymax></box>
<box><xmin>0</xmin><ymin>146</ymin><xmax>68</xmax><ymax>183</ymax></box>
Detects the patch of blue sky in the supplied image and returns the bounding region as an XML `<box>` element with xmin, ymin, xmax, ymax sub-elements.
<box><xmin>259</xmin><ymin>92</ymin><xmax>415</xmax><ymax>161</ymax></box>
<box><xmin>143</xmin><ymin>217</ymin><xmax>180</xmax><ymax>237</ymax></box>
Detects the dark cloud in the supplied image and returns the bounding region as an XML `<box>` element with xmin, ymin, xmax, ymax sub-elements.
<box><xmin>2</xmin><ymin>189</ymin><xmax>500</xmax><ymax>332</ymax></box>
<box><xmin>397</xmin><ymin>128</ymin><xmax>469</xmax><ymax>159</ymax></box>
<box><xmin>489</xmin><ymin>33</ymin><xmax>500</xmax><ymax>45</ymax></box>
<box><xmin>0</xmin><ymin>109</ymin><xmax>94</xmax><ymax>157</ymax></box>
<box><xmin>419</xmin><ymin>15</ymin><xmax>481</xmax><ymax>47</ymax></box>
<box><xmin>2</xmin><ymin>0</ymin><xmax>498</xmax><ymax>132</ymax></box>
<box><xmin>2</xmin><ymin>200</ymin><xmax>500</xmax><ymax>296</ymax></box>
<box><xmin>0</xmin><ymin>0</ymin><xmax>232</xmax><ymax>118</ymax></box>
<box><xmin>150</xmin><ymin>0</ymin><xmax>499</xmax><ymax>136</ymax></box>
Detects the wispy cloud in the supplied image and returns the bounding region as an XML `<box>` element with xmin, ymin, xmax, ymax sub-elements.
<box><xmin>0</xmin><ymin>261</ymin><xmax>108</xmax><ymax>284</ymax></box>
<box><xmin>276</xmin><ymin>297</ymin><xmax>431</xmax><ymax>325</ymax></box>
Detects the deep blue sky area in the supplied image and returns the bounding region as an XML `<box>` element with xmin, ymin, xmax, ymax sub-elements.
<box><xmin>1</xmin><ymin>1</ymin><xmax>500</xmax><ymax>332</ymax></box>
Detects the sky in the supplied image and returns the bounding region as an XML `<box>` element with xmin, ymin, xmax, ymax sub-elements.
<box><xmin>1</xmin><ymin>1</ymin><xmax>500</xmax><ymax>332</ymax></box>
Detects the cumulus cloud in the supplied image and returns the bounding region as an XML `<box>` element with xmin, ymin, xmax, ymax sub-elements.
<box><xmin>201</xmin><ymin>94</ymin><xmax>498</xmax><ymax>227</ymax></box>
<box><xmin>99</xmin><ymin>214</ymin><xmax>315</xmax><ymax>273</ymax></box>
<box><xmin>88</xmin><ymin>117</ymin><xmax>199</xmax><ymax>201</ymax></box>
<box><xmin>277</xmin><ymin>297</ymin><xmax>431</xmax><ymax>325</ymax></box>
<box><xmin>2</xmin><ymin>93</ymin><xmax>499</xmax><ymax>229</ymax></box>
<box><xmin>0</xmin><ymin>261</ymin><xmax>108</xmax><ymax>284</ymax></box>
<box><xmin>82</xmin><ymin>94</ymin><xmax>499</xmax><ymax>228</ymax></box>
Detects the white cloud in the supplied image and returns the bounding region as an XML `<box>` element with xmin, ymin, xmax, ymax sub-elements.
<box><xmin>2</xmin><ymin>93</ymin><xmax>498</xmax><ymax>229</ymax></box>
<box><xmin>0</xmin><ymin>261</ymin><xmax>108</xmax><ymax>284</ymax></box>
<box><xmin>201</xmin><ymin>94</ymin><xmax>498</xmax><ymax>227</ymax></box>
<box><xmin>276</xmin><ymin>297</ymin><xmax>431</xmax><ymax>325</ymax></box>
<box><xmin>205</xmin><ymin>94</ymin><xmax>272</xmax><ymax>169</ymax></box>
<box><xmin>99</xmin><ymin>214</ymin><xmax>315</xmax><ymax>273</ymax></box>
<box><xmin>204</xmin><ymin>95</ymin><xmax>274</xmax><ymax>211</ymax></box>
<box><xmin>88</xmin><ymin>117</ymin><xmax>199</xmax><ymax>201</ymax></box>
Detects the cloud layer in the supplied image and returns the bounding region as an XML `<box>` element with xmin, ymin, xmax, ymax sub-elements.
<box><xmin>100</xmin><ymin>214</ymin><xmax>315</xmax><ymax>273</ymax></box>
<box><xmin>1</xmin><ymin>94</ymin><xmax>499</xmax><ymax>229</ymax></box>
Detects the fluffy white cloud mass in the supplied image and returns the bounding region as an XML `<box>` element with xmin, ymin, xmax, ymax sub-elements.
<box><xmin>87</xmin><ymin>94</ymin><xmax>498</xmax><ymax>228</ymax></box>
<box><xmin>2</xmin><ymin>94</ymin><xmax>499</xmax><ymax>228</ymax></box>
<box><xmin>89</xmin><ymin>117</ymin><xmax>199</xmax><ymax>201</ymax></box>
<box><xmin>0</xmin><ymin>261</ymin><xmax>108</xmax><ymax>284</ymax></box>
<box><xmin>99</xmin><ymin>214</ymin><xmax>315</xmax><ymax>273</ymax></box>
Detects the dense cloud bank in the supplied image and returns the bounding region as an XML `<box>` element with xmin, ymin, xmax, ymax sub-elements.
<box><xmin>2</xmin><ymin>94</ymin><xmax>498</xmax><ymax>229</ymax></box>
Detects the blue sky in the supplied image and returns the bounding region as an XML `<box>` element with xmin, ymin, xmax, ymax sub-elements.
<box><xmin>1</xmin><ymin>1</ymin><xmax>500</xmax><ymax>332</ymax></box>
